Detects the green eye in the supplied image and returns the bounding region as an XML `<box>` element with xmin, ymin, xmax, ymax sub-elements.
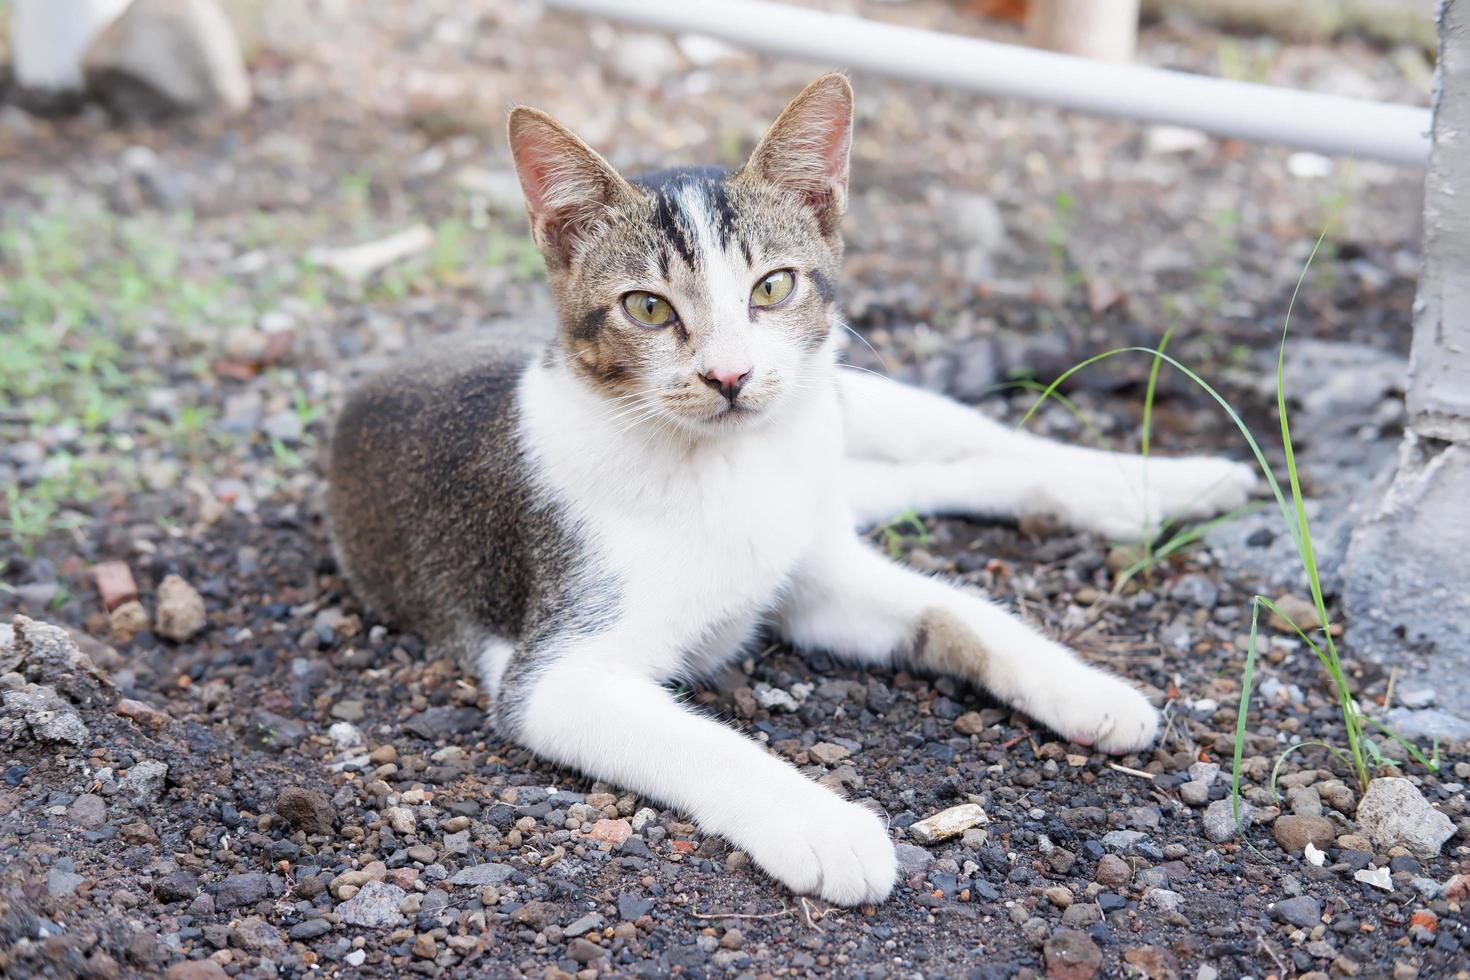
<box><xmin>751</xmin><ymin>269</ymin><xmax>795</xmax><ymax>308</ymax></box>
<box><xmin>622</xmin><ymin>291</ymin><xmax>675</xmax><ymax>327</ymax></box>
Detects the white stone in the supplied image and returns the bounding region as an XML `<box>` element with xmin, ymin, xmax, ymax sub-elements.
<box><xmin>909</xmin><ymin>804</ymin><xmax>988</xmax><ymax>845</ymax></box>
<box><xmin>1354</xmin><ymin>777</ymin><xmax>1455</xmax><ymax>858</ymax></box>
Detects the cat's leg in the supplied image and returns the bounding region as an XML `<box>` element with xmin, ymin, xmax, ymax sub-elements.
<box><xmin>777</xmin><ymin>524</ymin><xmax>1159</xmax><ymax>753</ymax></box>
<box><xmin>494</xmin><ymin>644</ymin><xmax>897</xmax><ymax>906</ymax></box>
<box><xmin>836</xmin><ymin>368</ymin><xmax>1257</xmax><ymax>538</ymax></box>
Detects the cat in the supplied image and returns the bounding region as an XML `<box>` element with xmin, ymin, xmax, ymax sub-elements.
<box><xmin>326</xmin><ymin>73</ymin><xmax>1256</xmax><ymax>906</ymax></box>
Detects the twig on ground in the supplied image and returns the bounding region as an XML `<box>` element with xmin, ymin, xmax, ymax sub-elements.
<box><xmin>1107</xmin><ymin>761</ymin><xmax>1156</xmax><ymax>780</ymax></box>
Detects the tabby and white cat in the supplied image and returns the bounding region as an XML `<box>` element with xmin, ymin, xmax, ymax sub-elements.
<box><xmin>327</xmin><ymin>74</ymin><xmax>1255</xmax><ymax>905</ymax></box>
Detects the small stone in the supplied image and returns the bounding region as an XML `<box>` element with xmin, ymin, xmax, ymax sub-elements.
<box><xmin>115</xmin><ymin>698</ymin><xmax>171</xmax><ymax>731</ymax></box>
<box><xmin>566</xmin><ymin>937</ymin><xmax>607</xmax><ymax>964</ymax></box>
<box><xmin>449</xmin><ymin>862</ymin><xmax>516</xmax><ymax>887</ymax></box>
<box><xmin>275</xmin><ymin>786</ymin><xmax>336</xmax><ymax>835</ymax></box>
<box><xmin>118</xmin><ymin>760</ymin><xmax>168</xmax><ymax>804</ymax></box>
<box><xmin>214</xmin><ymin>872</ymin><xmax>272</xmax><ymax>910</ymax></box>
<box><xmin>383</xmin><ymin>806</ymin><xmax>416</xmax><ymax>835</ymax></box>
<box><xmin>954</xmin><ymin>711</ymin><xmax>988</xmax><ymax>735</ymax></box>
<box><xmin>1202</xmin><ymin>799</ymin><xmax>1251</xmax><ymax>843</ymax></box>
<box><xmin>1180</xmin><ymin>781</ymin><xmax>1210</xmax><ymax>806</ymax></box>
<box><xmin>344</xmin><ymin>950</ymin><xmax>366</xmax><ymax>967</ymax></box>
<box><xmin>910</xmin><ymin>803</ymin><xmax>988</xmax><ymax>844</ymax></box>
<box><xmin>1269</xmin><ymin>594</ymin><xmax>1322</xmax><ymax>633</ymax></box>
<box><xmin>91</xmin><ymin>561</ymin><xmax>138</xmax><ymax>611</ymax></box>
<box><xmin>369</xmin><ymin>745</ymin><xmax>398</xmax><ymax>765</ymax></box>
<box><xmin>1043</xmin><ymin>928</ymin><xmax>1103</xmax><ymax>980</ymax></box>
<box><xmin>406</xmin><ymin>844</ymin><xmax>436</xmax><ymax>864</ymax></box>
<box><xmin>587</xmin><ymin>818</ymin><xmax>632</xmax><ymax>848</ymax></box>
<box><xmin>808</xmin><ymin>741</ymin><xmax>851</xmax><ymax>764</ymax></box>
<box><xmin>336</xmin><ymin>879</ymin><xmax>406</xmax><ymax>929</ymax></box>
<box><xmin>564</xmin><ymin>913</ymin><xmax>605</xmax><ymax>938</ymax></box>
<box><xmin>154</xmin><ymin>575</ymin><xmax>206</xmax><ymax>641</ymax></box>
<box><xmin>720</xmin><ymin>928</ymin><xmax>744</xmax><ymax>950</ymax></box>
<box><xmin>1094</xmin><ymin>854</ymin><xmax>1131</xmax><ymax>888</ymax></box>
<box><xmin>1273</xmin><ymin>814</ymin><xmax>1336</xmax><ymax>854</ymax></box>
<box><xmin>1143</xmin><ymin>888</ymin><xmax>1183</xmax><ymax>914</ymax></box>
<box><xmin>894</xmin><ymin>842</ymin><xmax>933</xmax><ymax>876</ymax></box>
<box><xmin>110</xmin><ymin>601</ymin><xmax>149</xmax><ymax>640</ymax></box>
<box><xmin>47</xmin><ymin>866</ymin><xmax>86</xmax><ymax>897</ymax></box>
<box><xmin>1270</xmin><ymin>895</ymin><xmax>1322</xmax><ymax>929</ymax></box>
<box><xmin>69</xmin><ymin>793</ymin><xmax>107</xmax><ymax>829</ymax></box>
<box><xmin>154</xmin><ymin>870</ymin><xmax>199</xmax><ymax>903</ymax></box>
<box><xmin>1044</xmin><ymin>886</ymin><xmax>1074</xmax><ymax>909</ymax></box>
<box><xmin>287</xmin><ymin>919</ymin><xmax>331</xmax><ymax>940</ymax></box>
<box><xmin>411</xmin><ymin>934</ymin><xmax>437</xmax><ymax>960</ymax></box>
<box><xmin>1355</xmin><ymin>777</ymin><xmax>1455</xmax><ymax>858</ymax></box>
<box><xmin>163</xmin><ymin>961</ymin><xmax>227</xmax><ymax>980</ymax></box>
<box><xmin>231</xmin><ymin>916</ymin><xmax>285</xmax><ymax>956</ymax></box>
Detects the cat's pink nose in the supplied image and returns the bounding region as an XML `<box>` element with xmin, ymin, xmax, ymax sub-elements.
<box><xmin>700</xmin><ymin>366</ymin><xmax>754</xmax><ymax>403</ymax></box>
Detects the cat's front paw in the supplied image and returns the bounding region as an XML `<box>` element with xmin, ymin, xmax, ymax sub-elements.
<box><xmin>741</xmin><ymin>790</ymin><xmax>896</xmax><ymax>906</ymax></box>
<box><xmin>1041</xmin><ymin>666</ymin><xmax>1160</xmax><ymax>755</ymax></box>
<box><xmin>1067</xmin><ymin>456</ymin><xmax>1258</xmax><ymax>541</ymax></box>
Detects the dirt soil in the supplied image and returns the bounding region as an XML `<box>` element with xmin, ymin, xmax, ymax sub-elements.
<box><xmin>1</xmin><ymin>2</ymin><xmax>1466</xmax><ymax>978</ymax></box>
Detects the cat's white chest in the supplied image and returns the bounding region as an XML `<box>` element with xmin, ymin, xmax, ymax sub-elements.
<box><xmin>521</xmin><ymin>364</ymin><xmax>843</xmax><ymax>676</ymax></box>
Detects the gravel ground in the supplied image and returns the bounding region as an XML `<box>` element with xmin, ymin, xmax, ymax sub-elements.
<box><xmin>1</xmin><ymin>2</ymin><xmax>1466</xmax><ymax>978</ymax></box>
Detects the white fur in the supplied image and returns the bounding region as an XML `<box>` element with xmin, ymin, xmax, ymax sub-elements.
<box><xmin>485</xmin><ymin>204</ymin><xmax>1257</xmax><ymax>908</ymax></box>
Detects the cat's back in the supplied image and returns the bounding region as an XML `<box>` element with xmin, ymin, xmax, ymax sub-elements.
<box><xmin>326</xmin><ymin>331</ymin><xmax>572</xmax><ymax>654</ymax></box>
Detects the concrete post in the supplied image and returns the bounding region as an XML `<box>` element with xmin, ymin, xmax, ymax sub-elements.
<box><xmin>1344</xmin><ymin>0</ymin><xmax>1470</xmax><ymax>737</ymax></box>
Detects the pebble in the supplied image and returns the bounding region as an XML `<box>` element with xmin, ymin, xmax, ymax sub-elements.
<box><xmin>1202</xmin><ymin>798</ymin><xmax>1251</xmax><ymax>842</ymax></box>
<box><xmin>91</xmin><ymin>561</ymin><xmax>138</xmax><ymax>610</ymax></box>
<box><xmin>109</xmin><ymin>600</ymin><xmax>150</xmax><ymax>641</ymax></box>
<box><xmin>118</xmin><ymin>760</ymin><xmax>168</xmax><ymax>805</ymax></box>
<box><xmin>1043</xmin><ymin>928</ymin><xmax>1103</xmax><ymax>979</ymax></box>
<box><xmin>566</xmin><ymin>937</ymin><xmax>607</xmax><ymax>964</ymax></box>
<box><xmin>69</xmin><ymin>793</ymin><xmax>108</xmax><ymax>829</ymax></box>
<box><xmin>1355</xmin><ymin>777</ymin><xmax>1455</xmax><ymax>857</ymax></box>
<box><xmin>587</xmin><ymin>818</ymin><xmax>632</xmax><ymax>848</ymax></box>
<box><xmin>154</xmin><ymin>575</ymin><xmax>206</xmax><ymax>641</ymax></box>
<box><xmin>1094</xmin><ymin>854</ymin><xmax>1131</xmax><ymax>888</ymax></box>
<box><xmin>411</xmin><ymin>933</ymin><xmax>437</xmax><ymax>959</ymax></box>
<box><xmin>449</xmin><ymin>862</ymin><xmax>516</xmax><ymax>887</ymax></box>
<box><xmin>1270</xmin><ymin>895</ymin><xmax>1322</xmax><ymax>928</ymax></box>
<box><xmin>274</xmin><ymin>786</ymin><xmax>336</xmax><ymax>835</ymax></box>
<box><xmin>953</xmin><ymin>711</ymin><xmax>988</xmax><ymax>735</ymax></box>
<box><xmin>115</xmin><ymin>698</ymin><xmax>171</xmax><ymax>731</ymax></box>
<box><xmin>383</xmin><ymin>806</ymin><xmax>416</xmax><ymax>835</ymax></box>
<box><xmin>336</xmin><ymin>880</ymin><xmax>406</xmax><ymax>928</ymax></box>
<box><xmin>1180</xmin><ymin>780</ymin><xmax>1210</xmax><ymax>806</ymax></box>
<box><xmin>910</xmin><ymin>803</ymin><xmax>988</xmax><ymax>844</ymax></box>
<box><xmin>1044</xmin><ymin>885</ymin><xmax>1074</xmax><ymax>909</ymax></box>
<box><xmin>214</xmin><ymin>872</ymin><xmax>272</xmax><ymax>910</ymax></box>
<box><xmin>1273</xmin><ymin>814</ymin><xmax>1336</xmax><ymax>854</ymax></box>
<box><xmin>1143</xmin><ymin>888</ymin><xmax>1183</xmax><ymax>913</ymax></box>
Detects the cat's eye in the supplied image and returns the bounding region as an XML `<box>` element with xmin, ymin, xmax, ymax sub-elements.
<box><xmin>622</xmin><ymin>291</ymin><xmax>676</xmax><ymax>327</ymax></box>
<box><xmin>751</xmin><ymin>269</ymin><xmax>795</xmax><ymax>308</ymax></box>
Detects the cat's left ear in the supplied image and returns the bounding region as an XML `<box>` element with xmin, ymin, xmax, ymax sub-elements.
<box><xmin>742</xmin><ymin>73</ymin><xmax>854</xmax><ymax>234</ymax></box>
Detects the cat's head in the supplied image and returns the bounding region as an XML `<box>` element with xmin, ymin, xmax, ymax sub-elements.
<box><xmin>508</xmin><ymin>74</ymin><xmax>852</xmax><ymax>435</ymax></box>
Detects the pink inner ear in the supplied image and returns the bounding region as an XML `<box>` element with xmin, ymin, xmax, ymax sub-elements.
<box><xmin>812</xmin><ymin>99</ymin><xmax>851</xmax><ymax>180</ymax></box>
<box><xmin>511</xmin><ymin>130</ymin><xmax>561</xmax><ymax>214</ymax></box>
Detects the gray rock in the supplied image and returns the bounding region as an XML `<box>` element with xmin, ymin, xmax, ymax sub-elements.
<box><xmin>1180</xmin><ymin>780</ymin><xmax>1211</xmax><ymax>806</ymax></box>
<box><xmin>47</xmin><ymin>866</ymin><xmax>86</xmax><ymax>897</ymax></box>
<box><xmin>3</xmin><ymin>684</ymin><xmax>89</xmax><ymax>746</ymax></box>
<box><xmin>336</xmin><ymin>879</ymin><xmax>406</xmax><ymax>929</ymax></box>
<box><xmin>214</xmin><ymin>872</ymin><xmax>272</xmax><ymax>910</ymax></box>
<box><xmin>894</xmin><ymin>843</ymin><xmax>933</xmax><ymax>876</ymax></box>
<box><xmin>1380</xmin><ymin>707</ymin><xmax>1470</xmax><ymax>743</ymax></box>
<box><xmin>1100</xmin><ymin>830</ymin><xmax>1147</xmax><ymax>852</ymax></box>
<box><xmin>403</xmin><ymin>706</ymin><xmax>482</xmax><ymax>740</ymax></box>
<box><xmin>564</xmin><ymin>913</ymin><xmax>605</xmax><ymax>938</ymax></box>
<box><xmin>1202</xmin><ymin>799</ymin><xmax>1252</xmax><ymax>843</ymax></box>
<box><xmin>448</xmin><ymin>862</ymin><xmax>516</xmax><ymax>887</ymax></box>
<box><xmin>274</xmin><ymin>786</ymin><xmax>335</xmax><ymax>835</ymax></box>
<box><xmin>119</xmin><ymin>760</ymin><xmax>168</xmax><ymax>804</ymax></box>
<box><xmin>1170</xmin><ymin>574</ymin><xmax>1221</xmax><ymax>608</ymax></box>
<box><xmin>154</xmin><ymin>870</ymin><xmax>200</xmax><ymax>903</ymax></box>
<box><xmin>287</xmin><ymin>919</ymin><xmax>332</xmax><ymax>940</ymax></box>
<box><xmin>1269</xmin><ymin>895</ymin><xmax>1322</xmax><ymax>929</ymax></box>
<box><xmin>1286</xmin><ymin>785</ymin><xmax>1323</xmax><ymax>817</ymax></box>
<box><xmin>69</xmin><ymin>793</ymin><xmax>107</xmax><ymax>829</ymax></box>
<box><xmin>153</xmin><ymin>575</ymin><xmax>205</xmax><ymax>642</ymax></box>
<box><xmin>83</xmin><ymin>0</ymin><xmax>252</xmax><ymax>119</ymax></box>
<box><xmin>1143</xmin><ymin>888</ymin><xmax>1183</xmax><ymax>914</ymax></box>
<box><xmin>1355</xmin><ymin>777</ymin><xmax>1455</xmax><ymax>858</ymax></box>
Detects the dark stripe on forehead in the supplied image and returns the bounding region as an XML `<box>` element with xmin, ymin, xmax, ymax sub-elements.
<box><xmin>632</xmin><ymin>166</ymin><xmax>742</xmax><ymax>271</ymax></box>
<box><xmin>652</xmin><ymin>189</ymin><xmax>697</xmax><ymax>269</ymax></box>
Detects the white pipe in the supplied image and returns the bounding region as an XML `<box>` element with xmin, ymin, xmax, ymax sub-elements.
<box><xmin>545</xmin><ymin>0</ymin><xmax>1430</xmax><ymax>166</ymax></box>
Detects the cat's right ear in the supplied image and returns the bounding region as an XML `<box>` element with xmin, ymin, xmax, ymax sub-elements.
<box><xmin>508</xmin><ymin>107</ymin><xmax>635</xmax><ymax>267</ymax></box>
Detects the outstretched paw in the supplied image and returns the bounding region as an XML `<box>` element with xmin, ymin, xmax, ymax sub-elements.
<box><xmin>1066</xmin><ymin>455</ymin><xmax>1259</xmax><ymax>541</ymax></box>
<box><xmin>741</xmin><ymin>789</ymin><xmax>897</xmax><ymax>906</ymax></box>
<box><xmin>1041</xmin><ymin>667</ymin><xmax>1160</xmax><ymax>755</ymax></box>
